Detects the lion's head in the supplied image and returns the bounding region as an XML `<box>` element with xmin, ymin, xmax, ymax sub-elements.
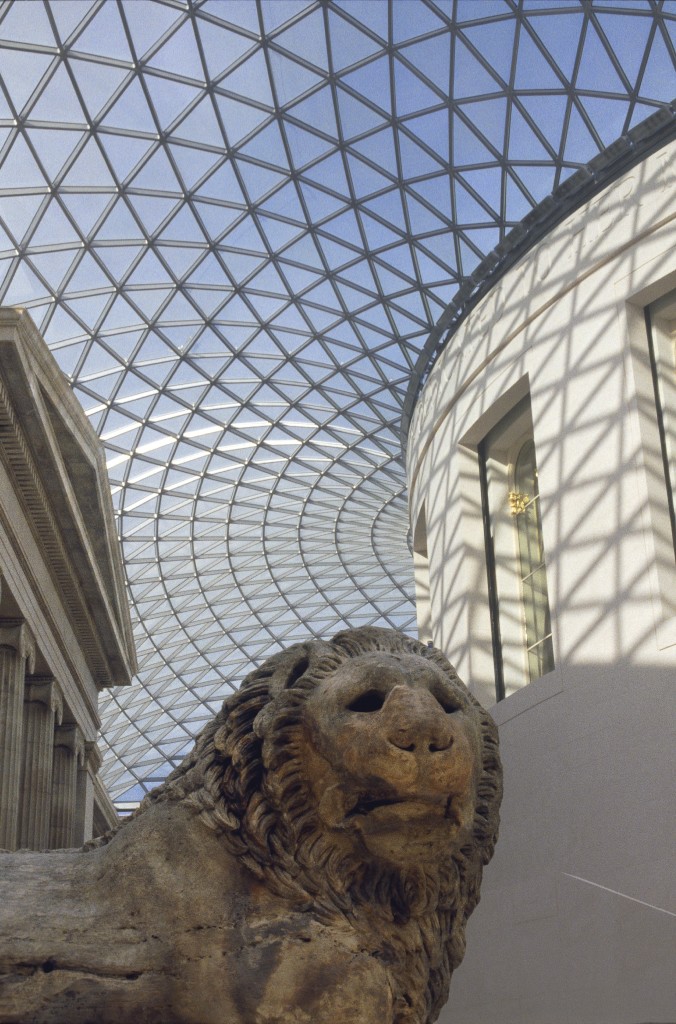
<box><xmin>126</xmin><ymin>627</ymin><xmax>502</xmax><ymax>1023</ymax></box>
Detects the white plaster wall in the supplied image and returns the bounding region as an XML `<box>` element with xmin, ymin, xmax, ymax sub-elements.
<box><xmin>407</xmin><ymin>142</ymin><xmax>676</xmax><ymax>1024</ymax></box>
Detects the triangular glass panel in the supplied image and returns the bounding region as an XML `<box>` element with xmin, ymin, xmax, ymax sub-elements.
<box><xmin>401</xmin><ymin>33</ymin><xmax>451</xmax><ymax>89</ymax></box>
<box><xmin>90</xmin><ymin>243</ymin><xmax>142</xmax><ymax>279</ymax></box>
<box><xmin>73</xmin><ymin>3</ymin><xmax>132</xmax><ymax>61</ymax></box>
<box><xmin>25</xmin><ymin>127</ymin><xmax>85</xmax><ymax>180</ymax></box>
<box><xmin>364</xmin><ymin>189</ymin><xmax>406</xmax><ymax>230</ymax></box>
<box><xmin>300</xmin><ymin>150</ymin><xmax>351</xmax><ymax>196</ymax></box>
<box><xmin>169</xmin><ymin>144</ymin><xmax>221</xmax><ymax>191</ymax></box>
<box><xmin>147</xmin><ymin>20</ymin><xmax>205</xmax><ymax>81</ymax></box>
<box><xmin>409</xmin><ymin>175</ymin><xmax>452</xmax><ymax>220</ymax></box>
<box><xmin>257</xmin><ymin>215</ymin><xmax>303</xmax><ymax>250</ymax></box>
<box><xmin>1</xmin><ymin>261</ymin><xmax>47</xmax><ymax>306</ymax></box>
<box><xmin>359</xmin><ymin>210</ymin><xmax>402</xmax><ymax>249</ymax></box>
<box><xmin>638</xmin><ymin>30</ymin><xmax>675</xmax><ymax>100</ymax></box>
<box><xmin>27</xmin><ymin>197</ymin><xmax>80</xmax><ymax>248</ymax></box>
<box><xmin>575</xmin><ymin>22</ymin><xmax>627</xmax><ymax>94</ymax></box>
<box><xmin>346</xmin><ymin>153</ymin><xmax>390</xmax><ymax>198</ymax></box>
<box><xmin>268</xmin><ymin>50</ymin><xmax>323</xmax><ymax>105</ymax></box>
<box><xmin>196</xmin><ymin>18</ymin><xmax>254</xmax><ymax>80</ymax></box>
<box><xmin>143</xmin><ymin>73</ymin><xmax>201</xmax><ymax>130</ymax></box>
<box><xmin>285</xmin><ymin>122</ymin><xmax>334</xmax><ymax>166</ymax></box>
<box><xmin>0</xmin><ymin>193</ymin><xmax>44</xmax><ymax>243</ymax></box>
<box><xmin>351</xmin><ymin>127</ymin><xmax>398</xmax><ymax>175</ymax></box>
<box><xmin>0</xmin><ymin>0</ymin><xmax>56</xmax><ymax>45</ymax></box>
<box><xmin>156</xmin><ymin>243</ymin><xmax>201</xmax><ymax>280</ymax></box>
<box><xmin>127</xmin><ymin>287</ymin><xmax>173</xmax><ymax>320</ymax></box>
<box><xmin>336</xmin><ymin>86</ymin><xmax>387</xmax><ymax>138</ymax></box>
<box><xmin>0</xmin><ymin>49</ymin><xmax>53</xmax><ymax>114</ymax></box>
<box><xmin>405</xmin><ymin>192</ymin><xmax>449</xmax><ymax>234</ymax></box>
<box><xmin>596</xmin><ymin>13</ymin><xmax>652</xmax><ymax>89</ymax></box>
<box><xmin>458</xmin><ymin>96</ymin><xmax>507</xmax><ymax>151</ymax></box>
<box><xmin>328</xmin><ymin>9</ymin><xmax>382</xmax><ymax>71</ymax></box>
<box><xmin>507</xmin><ymin>105</ymin><xmax>553</xmax><ymax>161</ymax></box>
<box><xmin>130</xmin><ymin>147</ymin><xmax>182</xmax><ymax>191</ymax></box>
<box><xmin>43</xmin><ymin>303</ymin><xmax>85</xmax><ymax>343</ymax></box>
<box><xmin>0</xmin><ymin>133</ymin><xmax>47</xmax><ymax>189</ymax></box>
<box><xmin>172</xmin><ymin>95</ymin><xmax>223</xmax><ymax>147</ymax></box>
<box><xmin>241</xmin><ymin>120</ymin><xmax>290</xmax><ymax>167</ymax></box>
<box><xmin>215</xmin><ymin>93</ymin><xmax>269</xmax><ymax>145</ymax></box>
<box><xmin>463</xmin><ymin>16</ymin><xmax>516</xmax><ymax>85</ymax></box>
<box><xmin>504</xmin><ymin>174</ymin><xmax>535</xmax><ymax>225</ymax></box>
<box><xmin>99</xmin><ymin>132</ymin><xmax>154</xmax><ymax>182</ymax></box>
<box><xmin>392</xmin><ymin>0</ymin><xmax>445</xmax><ymax>42</ymax></box>
<box><xmin>275</xmin><ymin>9</ymin><xmax>329</xmax><ymax>72</ymax></box>
<box><xmin>529</xmin><ymin>10</ymin><xmax>583</xmax><ymax>80</ymax></box>
<box><xmin>235</xmin><ymin>159</ymin><xmax>286</xmax><ymax>202</ymax></box>
<box><xmin>452</xmin><ymin>36</ymin><xmax>501</xmax><ymax>99</ymax></box>
<box><xmin>518</xmin><ymin>93</ymin><xmax>568</xmax><ymax>151</ymax></box>
<box><xmin>220</xmin><ymin>50</ymin><xmax>274</xmax><ymax>106</ymax></box>
<box><xmin>405</xmin><ymin>109</ymin><xmax>450</xmax><ymax>162</ymax></box>
<box><xmin>196</xmin><ymin>160</ymin><xmax>246</xmax><ymax>204</ymax></box>
<box><xmin>580</xmin><ymin>96</ymin><xmax>630</xmax><ymax>149</ymax></box>
<box><xmin>65</xmin><ymin>250</ymin><xmax>114</xmax><ymax>292</ymax></box>
<box><xmin>60</xmin><ymin>136</ymin><xmax>112</xmax><ymax>186</ymax></box>
<box><xmin>27</xmin><ymin>249</ymin><xmax>79</xmax><ymax>292</ymax></box>
<box><xmin>513</xmin><ymin>27</ymin><xmax>563</xmax><ymax>91</ymax></box>
<box><xmin>287</xmin><ymin>85</ymin><xmax>337</xmax><ymax>136</ymax></box>
<box><xmin>101</xmin><ymin>75</ymin><xmax>157</xmax><ymax>133</ymax></box>
<box><xmin>340</xmin><ymin>56</ymin><xmax>391</xmax><ymax>116</ymax></box>
<box><xmin>393</xmin><ymin>58</ymin><xmax>442</xmax><ymax>117</ymax></box>
<box><xmin>300</xmin><ymin>181</ymin><xmax>347</xmax><ymax>220</ymax></box>
<box><xmin>28</xmin><ymin>61</ymin><xmax>87</xmax><ymax>123</ymax></box>
<box><xmin>128</xmin><ymin>194</ymin><xmax>179</xmax><ymax>234</ymax></box>
<box><xmin>562</xmin><ymin>104</ymin><xmax>601</xmax><ymax>163</ymax></box>
<box><xmin>66</xmin><ymin>292</ymin><xmax>111</xmax><ymax>330</ymax></box>
<box><xmin>122</xmin><ymin>0</ymin><xmax>184</xmax><ymax>61</ymax></box>
<box><xmin>95</xmin><ymin>198</ymin><xmax>143</xmax><ymax>241</ymax></box>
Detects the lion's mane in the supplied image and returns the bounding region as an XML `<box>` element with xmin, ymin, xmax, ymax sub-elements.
<box><xmin>93</xmin><ymin>628</ymin><xmax>501</xmax><ymax>1023</ymax></box>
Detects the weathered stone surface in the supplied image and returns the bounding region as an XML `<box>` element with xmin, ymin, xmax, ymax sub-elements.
<box><xmin>0</xmin><ymin>627</ymin><xmax>502</xmax><ymax>1024</ymax></box>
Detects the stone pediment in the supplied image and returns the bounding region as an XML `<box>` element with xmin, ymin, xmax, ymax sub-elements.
<box><xmin>0</xmin><ymin>307</ymin><xmax>136</xmax><ymax>688</ymax></box>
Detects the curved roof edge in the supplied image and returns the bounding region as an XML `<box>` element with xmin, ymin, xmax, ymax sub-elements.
<box><xmin>401</xmin><ymin>100</ymin><xmax>676</xmax><ymax>449</ymax></box>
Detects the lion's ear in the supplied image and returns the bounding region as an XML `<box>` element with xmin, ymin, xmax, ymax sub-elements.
<box><xmin>257</xmin><ymin>643</ymin><xmax>317</xmax><ymax>695</ymax></box>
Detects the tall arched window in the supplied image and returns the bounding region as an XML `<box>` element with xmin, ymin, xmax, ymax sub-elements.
<box><xmin>512</xmin><ymin>439</ymin><xmax>554</xmax><ymax>682</ymax></box>
<box><xmin>477</xmin><ymin>393</ymin><xmax>555</xmax><ymax>699</ymax></box>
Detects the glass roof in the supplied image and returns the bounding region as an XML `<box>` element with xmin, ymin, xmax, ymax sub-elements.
<box><xmin>0</xmin><ymin>0</ymin><xmax>674</xmax><ymax>803</ymax></box>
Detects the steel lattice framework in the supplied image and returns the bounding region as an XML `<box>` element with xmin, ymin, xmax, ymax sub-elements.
<box><xmin>0</xmin><ymin>0</ymin><xmax>674</xmax><ymax>803</ymax></box>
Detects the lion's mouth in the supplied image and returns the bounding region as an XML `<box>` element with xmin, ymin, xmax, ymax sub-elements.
<box><xmin>348</xmin><ymin>795</ymin><xmax>403</xmax><ymax>817</ymax></box>
<box><xmin>346</xmin><ymin>793</ymin><xmax>454</xmax><ymax>821</ymax></box>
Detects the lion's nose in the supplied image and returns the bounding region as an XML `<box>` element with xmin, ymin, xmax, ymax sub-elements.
<box><xmin>383</xmin><ymin>685</ymin><xmax>454</xmax><ymax>754</ymax></box>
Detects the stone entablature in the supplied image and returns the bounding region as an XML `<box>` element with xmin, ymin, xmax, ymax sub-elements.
<box><xmin>0</xmin><ymin>308</ymin><xmax>136</xmax><ymax>848</ymax></box>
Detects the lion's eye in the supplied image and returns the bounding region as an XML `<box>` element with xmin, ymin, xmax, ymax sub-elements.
<box><xmin>347</xmin><ymin>690</ymin><xmax>385</xmax><ymax>713</ymax></box>
<box><xmin>435</xmin><ymin>692</ymin><xmax>462</xmax><ymax>714</ymax></box>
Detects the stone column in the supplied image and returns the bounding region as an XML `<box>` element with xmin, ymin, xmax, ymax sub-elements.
<box><xmin>49</xmin><ymin>724</ymin><xmax>84</xmax><ymax>850</ymax></box>
<box><xmin>18</xmin><ymin>676</ymin><xmax>63</xmax><ymax>850</ymax></box>
<box><xmin>74</xmin><ymin>742</ymin><xmax>102</xmax><ymax>846</ymax></box>
<box><xmin>0</xmin><ymin>619</ymin><xmax>36</xmax><ymax>850</ymax></box>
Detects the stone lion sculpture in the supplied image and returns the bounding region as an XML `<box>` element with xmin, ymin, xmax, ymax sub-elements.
<box><xmin>0</xmin><ymin>627</ymin><xmax>502</xmax><ymax>1024</ymax></box>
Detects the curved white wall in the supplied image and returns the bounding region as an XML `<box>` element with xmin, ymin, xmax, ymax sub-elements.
<box><xmin>408</xmin><ymin>142</ymin><xmax>676</xmax><ymax>1024</ymax></box>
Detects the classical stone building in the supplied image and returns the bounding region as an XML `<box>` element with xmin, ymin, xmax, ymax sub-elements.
<box><xmin>0</xmin><ymin>308</ymin><xmax>136</xmax><ymax>849</ymax></box>
<box><xmin>407</xmin><ymin>131</ymin><xmax>676</xmax><ymax>1022</ymax></box>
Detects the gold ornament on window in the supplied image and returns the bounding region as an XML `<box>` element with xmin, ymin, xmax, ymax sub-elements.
<box><xmin>508</xmin><ymin>490</ymin><xmax>530</xmax><ymax>515</ymax></box>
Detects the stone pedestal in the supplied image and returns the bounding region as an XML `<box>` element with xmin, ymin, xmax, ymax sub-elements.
<box><xmin>74</xmin><ymin>742</ymin><xmax>102</xmax><ymax>845</ymax></box>
<box><xmin>49</xmin><ymin>724</ymin><xmax>84</xmax><ymax>850</ymax></box>
<box><xmin>0</xmin><ymin>620</ymin><xmax>35</xmax><ymax>850</ymax></box>
<box><xmin>18</xmin><ymin>676</ymin><xmax>63</xmax><ymax>850</ymax></box>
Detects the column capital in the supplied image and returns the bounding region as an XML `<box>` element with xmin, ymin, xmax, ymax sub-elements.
<box><xmin>83</xmin><ymin>741</ymin><xmax>102</xmax><ymax>774</ymax></box>
<box><xmin>0</xmin><ymin>619</ymin><xmax>36</xmax><ymax>673</ymax></box>
<box><xmin>25</xmin><ymin>675</ymin><xmax>63</xmax><ymax>725</ymax></box>
<box><xmin>54</xmin><ymin>723</ymin><xmax>85</xmax><ymax>766</ymax></box>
